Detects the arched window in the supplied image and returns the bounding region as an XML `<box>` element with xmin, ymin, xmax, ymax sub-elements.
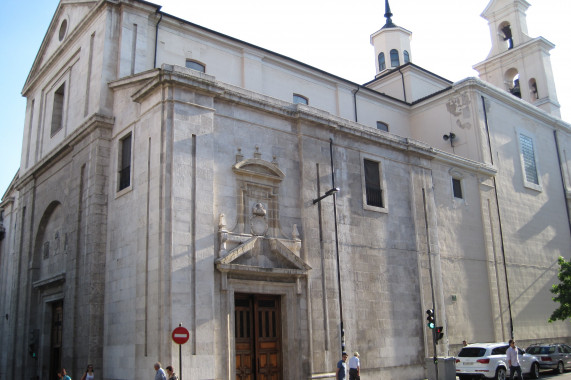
<box><xmin>499</xmin><ymin>22</ymin><xmax>513</xmax><ymax>50</ymax></box>
<box><xmin>403</xmin><ymin>50</ymin><xmax>410</xmax><ymax>63</ymax></box>
<box><xmin>529</xmin><ymin>78</ymin><xmax>539</xmax><ymax>100</ymax></box>
<box><xmin>504</xmin><ymin>69</ymin><xmax>521</xmax><ymax>98</ymax></box>
<box><xmin>185</xmin><ymin>59</ymin><xmax>206</xmax><ymax>73</ymax></box>
<box><xmin>376</xmin><ymin>121</ymin><xmax>389</xmax><ymax>132</ymax></box>
<box><xmin>390</xmin><ymin>49</ymin><xmax>400</xmax><ymax>67</ymax></box>
<box><xmin>378</xmin><ymin>53</ymin><xmax>386</xmax><ymax>71</ymax></box>
<box><xmin>293</xmin><ymin>94</ymin><xmax>308</xmax><ymax>105</ymax></box>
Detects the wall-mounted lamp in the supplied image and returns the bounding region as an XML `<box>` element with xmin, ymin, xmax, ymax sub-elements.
<box><xmin>443</xmin><ymin>132</ymin><xmax>456</xmax><ymax>147</ymax></box>
<box><xmin>312</xmin><ymin>187</ymin><xmax>340</xmax><ymax>204</ymax></box>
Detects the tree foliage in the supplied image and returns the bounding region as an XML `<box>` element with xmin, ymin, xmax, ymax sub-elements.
<box><xmin>549</xmin><ymin>256</ymin><xmax>571</xmax><ymax>323</ymax></box>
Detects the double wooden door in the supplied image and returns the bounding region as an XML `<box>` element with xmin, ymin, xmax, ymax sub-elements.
<box><xmin>235</xmin><ymin>294</ymin><xmax>282</xmax><ymax>380</ymax></box>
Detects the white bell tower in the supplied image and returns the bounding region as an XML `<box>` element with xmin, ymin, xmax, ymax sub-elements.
<box><xmin>370</xmin><ymin>0</ymin><xmax>412</xmax><ymax>77</ymax></box>
<box><xmin>473</xmin><ymin>0</ymin><xmax>561</xmax><ymax>117</ymax></box>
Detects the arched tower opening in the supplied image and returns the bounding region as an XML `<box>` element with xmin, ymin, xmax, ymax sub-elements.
<box><xmin>504</xmin><ymin>68</ymin><xmax>521</xmax><ymax>98</ymax></box>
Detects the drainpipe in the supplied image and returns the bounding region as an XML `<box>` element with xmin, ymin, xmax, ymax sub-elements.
<box><xmin>482</xmin><ymin>96</ymin><xmax>514</xmax><ymax>339</ymax></box>
<box><xmin>553</xmin><ymin>130</ymin><xmax>571</xmax><ymax>236</ymax></box>
<box><xmin>352</xmin><ymin>86</ymin><xmax>360</xmax><ymax>123</ymax></box>
<box><xmin>153</xmin><ymin>12</ymin><xmax>163</xmax><ymax>68</ymax></box>
<box><xmin>398</xmin><ymin>68</ymin><xmax>407</xmax><ymax>102</ymax></box>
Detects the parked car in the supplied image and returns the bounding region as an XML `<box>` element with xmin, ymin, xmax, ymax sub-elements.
<box><xmin>525</xmin><ymin>343</ymin><xmax>571</xmax><ymax>374</ymax></box>
<box><xmin>456</xmin><ymin>342</ymin><xmax>540</xmax><ymax>380</ymax></box>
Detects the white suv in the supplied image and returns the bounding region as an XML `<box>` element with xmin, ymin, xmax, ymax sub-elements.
<box><xmin>456</xmin><ymin>342</ymin><xmax>540</xmax><ymax>380</ymax></box>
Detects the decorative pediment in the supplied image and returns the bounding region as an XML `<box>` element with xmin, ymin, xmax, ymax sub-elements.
<box><xmin>216</xmin><ymin>236</ymin><xmax>309</xmax><ymax>276</ymax></box>
<box><xmin>216</xmin><ymin>213</ymin><xmax>309</xmax><ymax>293</ymax></box>
<box><xmin>233</xmin><ymin>158</ymin><xmax>285</xmax><ymax>182</ymax></box>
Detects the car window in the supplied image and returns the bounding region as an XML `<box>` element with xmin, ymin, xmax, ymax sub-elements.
<box><xmin>558</xmin><ymin>346</ymin><xmax>563</xmax><ymax>353</ymax></box>
<box><xmin>549</xmin><ymin>346</ymin><xmax>556</xmax><ymax>354</ymax></box>
<box><xmin>518</xmin><ymin>348</ymin><xmax>524</xmax><ymax>355</ymax></box>
<box><xmin>526</xmin><ymin>347</ymin><xmax>543</xmax><ymax>355</ymax></box>
<box><xmin>563</xmin><ymin>345</ymin><xmax>571</xmax><ymax>353</ymax></box>
<box><xmin>459</xmin><ymin>347</ymin><xmax>487</xmax><ymax>357</ymax></box>
<box><xmin>492</xmin><ymin>346</ymin><xmax>509</xmax><ymax>355</ymax></box>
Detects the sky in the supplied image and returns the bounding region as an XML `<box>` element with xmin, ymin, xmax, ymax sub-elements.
<box><xmin>1</xmin><ymin>0</ymin><xmax>570</xmax><ymax>196</ymax></box>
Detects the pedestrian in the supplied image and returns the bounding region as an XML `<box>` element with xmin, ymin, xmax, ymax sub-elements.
<box><xmin>154</xmin><ymin>362</ymin><xmax>167</xmax><ymax>380</ymax></box>
<box><xmin>80</xmin><ymin>364</ymin><xmax>94</xmax><ymax>380</ymax></box>
<box><xmin>462</xmin><ymin>340</ymin><xmax>468</xmax><ymax>346</ymax></box>
<box><xmin>336</xmin><ymin>352</ymin><xmax>348</xmax><ymax>380</ymax></box>
<box><xmin>165</xmin><ymin>365</ymin><xmax>178</xmax><ymax>380</ymax></box>
<box><xmin>57</xmin><ymin>368</ymin><xmax>72</xmax><ymax>380</ymax></box>
<box><xmin>506</xmin><ymin>339</ymin><xmax>522</xmax><ymax>380</ymax></box>
<box><xmin>348</xmin><ymin>351</ymin><xmax>360</xmax><ymax>380</ymax></box>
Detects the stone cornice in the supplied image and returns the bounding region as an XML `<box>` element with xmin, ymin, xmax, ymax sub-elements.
<box><xmin>32</xmin><ymin>273</ymin><xmax>66</xmax><ymax>289</ymax></box>
<box><xmin>14</xmin><ymin>113</ymin><xmax>114</xmax><ymax>191</ymax></box>
<box><xmin>432</xmin><ymin>149</ymin><xmax>497</xmax><ymax>177</ymax></box>
<box><xmin>123</xmin><ymin>65</ymin><xmax>439</xmax><ymax>161</ymax></box>
<box><xmin>473</xmin><ymin>36</ymin><xmax>555</xmax><ymax>72</ymax></box>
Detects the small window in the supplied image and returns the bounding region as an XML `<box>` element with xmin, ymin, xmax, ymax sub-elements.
<box><xmin>185</xmin><ymin>59</ymin><xmax>205</xmax><ymax>73</ymax></box>
<box><xmin>364</xmin><ymin>159</ymin><xmax>383</xmax><ymax>208</ymax></box>
<box><xmin>118</xmin><ymin>134</ymin><xmax>132</xmax><ymax>191</ymax></box>
<box><xmin>518</xmin><ymin>133</ymin><xmax>539</xmax><ymax>187</ymax></box>
<box><xmin>390</xmin><ymin>49</ymin><xmax>400</xmax><ymax>67</ymax></box>
<box><xmin>293</xmin><ymin>94</ymin><xmax>308</xmax><ymax>105</ymax></box>
<box><xmin>378</xmin><ymin>52</ymin><xmax>386</xmax><ymax>71</ymax></box>
<box><xmin>376</xmin><ymin>121</ymin><xmax>389</xmax><ymax>132</ymax></box>
<box><xmin>51</xmin><ymin>83</ymin><xmax>65</xmax><ymax>136</ymax></box>
<box><xmin>452</xmin><ymin>178</ymin><xmax>463</xmax><ymax>199</ymax></box>
<box><xmin>403</xmin><ymin>50</ymin><xmax>410</xmax><ymax>63</ymax></box>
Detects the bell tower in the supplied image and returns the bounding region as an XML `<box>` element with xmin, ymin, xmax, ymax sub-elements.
<box><xmin>473</xmin><ymin>0</ymin><xmax>561</xmax><ymax>117</ymax></box>
<box><xmin>370</xmin><ymin>0</ymin><xmax>412</xmax><ymax>77</ymax></box>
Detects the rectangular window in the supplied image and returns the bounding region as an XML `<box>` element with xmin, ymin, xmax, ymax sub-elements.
<box><xmin>51</xmin><ymin>84</ymin><xmax>65</xmax><ymax>136</ymax></box>
<box><xmin>118</xmin><ymin>134</ymin><xmax>132</xmax><ymax>191</ymax></box>
<box><xmin>452</xmin><ymin>178</ymin><xmax>463</xmax><ymax>199</ymax></box>
<box><xmin>364</xmin><ymin>159</ymin><xmax>383</xmax><ymax>208</ymax></box>
<box><xmin>519</xmin><ymin>133</ymin><xmax>539</xmax><ymax>185</ymax></box>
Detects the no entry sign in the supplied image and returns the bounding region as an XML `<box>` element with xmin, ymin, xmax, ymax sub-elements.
<box><xmin>172</xmin><ymin>326</ymin><xmax>190</xmax><ymax>345</ymax></box>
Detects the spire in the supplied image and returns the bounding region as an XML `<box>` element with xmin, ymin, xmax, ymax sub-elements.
<box><xmin>382</xmin><ymin>0</ymin><xmax>396</xmax><ymax>29</ymax></box>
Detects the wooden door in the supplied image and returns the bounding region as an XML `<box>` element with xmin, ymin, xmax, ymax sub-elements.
<box><xmin>49</xmin><ymin>301</ymin><xmax>63</xmax><ymax>380</ymax></box>
<box><xmin>235</xmin><ymin>294</ymin><xmax>282</xmax><ymax>380</ymax></box>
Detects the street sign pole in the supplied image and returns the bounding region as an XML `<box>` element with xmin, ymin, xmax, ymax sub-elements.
<box><xmin>172</xmin><ymin>324</ymin><xmax>190</xmax><ymax>380</ymax></box>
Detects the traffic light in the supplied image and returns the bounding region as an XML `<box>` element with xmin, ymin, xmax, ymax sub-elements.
<box><xmin>435</xmin><ymin>326</ymin><xmax>444</xmax><ymax>343</ymax></box>
<box><xmin>426</xmin><ymin>309</ymin><xmax>435</xmax><ymax>329</ymax></box>
<box><xmin>28</xmin><ymin>329</ymin><xmax>39</xmax><ymax>358</ymax></box>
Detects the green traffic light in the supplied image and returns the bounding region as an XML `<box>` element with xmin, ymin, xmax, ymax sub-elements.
<box><xmin>427</xmin><ymin>322</ymin><xmax>435</xmax><ymax>329</ymax></box>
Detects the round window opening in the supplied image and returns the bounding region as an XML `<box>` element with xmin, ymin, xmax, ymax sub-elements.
<box><xmin>58</xmin><ymin>19</ymin><xmax>68</xmax><ymax>41</ymax></box>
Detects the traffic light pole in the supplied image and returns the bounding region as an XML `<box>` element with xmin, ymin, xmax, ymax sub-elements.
<box><xmin>422</xmin><ymin>189</ymin><xmax>439</xmax><ymax>380</ymax></box>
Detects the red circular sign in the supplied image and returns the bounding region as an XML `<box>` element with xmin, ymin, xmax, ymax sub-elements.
<box><xmin>172</xmin><ymin>326</ymin><xmax>190</xmax><ymax>345</ymax></box>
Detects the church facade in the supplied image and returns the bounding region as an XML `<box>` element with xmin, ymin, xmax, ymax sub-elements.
<box><xmin>1</xmin><ymin>0</ymin><xmax>570</xmax><ymax>379</ymax></box>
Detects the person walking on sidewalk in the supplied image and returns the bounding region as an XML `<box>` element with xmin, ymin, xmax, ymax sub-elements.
<box><xmin>336</xmin><ymin>352</ymin><xmax>348</xmax><ymax>380</ymax></box>
<box><xmin>348</xmin><ymin>351</ymin><xmax>360</xmax><ymax>380</ymax></box>
<box><xmin>507</xmin><ymin>339</ymin><xmax>522</xmax><ymax>380</ymax></box>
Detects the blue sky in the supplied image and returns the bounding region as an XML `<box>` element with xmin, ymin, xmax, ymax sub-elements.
<box><xmin>1</xmin><ymin>0</ymin><xmax>570</xmax><ymax>196</ymax></box>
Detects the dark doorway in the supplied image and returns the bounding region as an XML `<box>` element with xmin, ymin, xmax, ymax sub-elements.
<box><xmin>49</xmin><ymin>300</ymin><xmax>63</xmax><ymax>380</ymax></box>
<box><xmin>235</xmin><ymin>294</ymin><xmax>282</xmax><ymax>380</ymax></box>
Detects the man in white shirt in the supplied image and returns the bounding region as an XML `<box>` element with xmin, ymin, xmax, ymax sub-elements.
<box><xmin>506</xmin><ymin>340</ymin><xmax>522</xmax><ymax>380</ymax></box>
<box><xmin>348</xmin><ymin>351</ymin><xmax>360</xmax><ymax>380</ymax></box>
<box><xmin>154</xmin><ymin>362</ymin><xmax>167</xmax><ymax>380</ymax></box>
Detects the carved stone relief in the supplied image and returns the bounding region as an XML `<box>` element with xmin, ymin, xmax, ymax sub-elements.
<box><xmin>446</xmin><ymin>92</ymin><xmax>472</xmax><ymax>130</ymax></box>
